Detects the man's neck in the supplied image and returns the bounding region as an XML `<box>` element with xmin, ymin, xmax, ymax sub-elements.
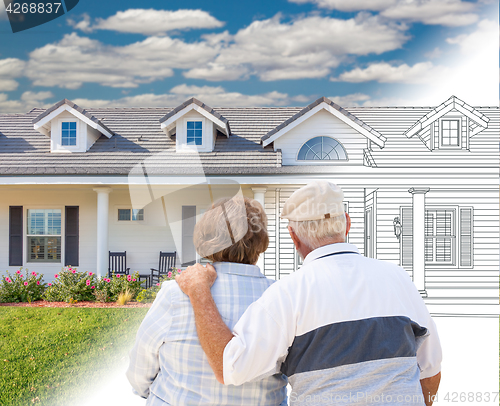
<box><xmin>299</xmin><ymin>239</ymin><xmax>346</xmax><ymax>260</ymax></box>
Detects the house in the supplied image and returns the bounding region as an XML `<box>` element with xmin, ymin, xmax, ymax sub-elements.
<box><xmin>0</xmin><ymin>96</ymin><xmax>498</xmax><ymax>316</ymax></box>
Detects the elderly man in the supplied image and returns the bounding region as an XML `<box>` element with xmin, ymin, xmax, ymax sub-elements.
<box><xmin>177</xmin><ymin>181</ymin><xmax>442</xmax><ymax>406</ymax></box>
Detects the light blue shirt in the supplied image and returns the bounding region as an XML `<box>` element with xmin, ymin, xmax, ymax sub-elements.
<box><xmin>127</xmin><ymin>262</ymin><xmax>288</xmax><ymax>405</ymax></box>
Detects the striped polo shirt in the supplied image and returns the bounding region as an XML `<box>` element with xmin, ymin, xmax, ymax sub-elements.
<box><xmin>223</xmin><ymin>243</ymin><xmax>442</xmax><ymax>405</ymax></box>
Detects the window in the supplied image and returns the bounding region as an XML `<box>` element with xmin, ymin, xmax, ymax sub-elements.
<box><xmin>27</xmin><ymin>209</ymin><xmax>61</xmax><ymax>262</ymax></box>
<box><xmin>187</xmin><ymin>121</ymin><xmax>203</xmax><ymax>146</ymax></box>
<box><xmin>440</xmin><ymin>119</ymin><xmax>460</xmax><ymax>147</ymax></box>
<box><xmin>425</xmin><ymin>208</ymin><xmax>455</xmax><ymax>264</ymax></box>
<box><xmin>118</xmin><ymin>209</ymin><xmax>144</xmax><ymax>221</ymax></box>
<box><xmin>297</xmin><ymin>136</ymin><xmax>347</xmax><ymax>161</ymax></box>
<box><xmin>61</xmin><ymin>122</ymin><xmax>77</xmax><ymax>146</ymax></box>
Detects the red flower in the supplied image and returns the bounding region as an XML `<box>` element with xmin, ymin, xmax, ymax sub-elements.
<box><xmin>24</xmin><ymin>282</ymin><xmax>28</xmax><ymax>286</ymax></box>
<box><xmin>36</xmin><ymin>281</ymin><xmax>40</xmax><ymax>285</ymax></box>
<box><xmin>55</xmin><ymin>274</ymin><xmax>58</xmax><ymax>278</ymax></box>
<box><xmin>48</xmin><ymin>283</ymin><xmax>52</xmax><ymax>286</ymax></box>
<box><xmin>116</xmin><ymin>275</ymin><xmax>121</xmax><ymax>278</ymax></box>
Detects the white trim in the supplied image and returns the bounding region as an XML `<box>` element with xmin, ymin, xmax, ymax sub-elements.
<box><xmin>160</xmin><ymin>104</ymin><xmax>229</xmax><ymax>137</ymax></box>
<box><xmin>34</xmin><ymin>104</ymin><xmax>113</xmax><ymax>138</ymax></box>
<box><xmin>262</xmin><ymin>102</ymin><xmax>385</xmax><ymax>148</ymax></box>
<box><xmin>24</xmin><ymin>206</ymin><xmax>65</xmax><ymax>266</ymax></box>
<box><xmin>0</xmin><ymin>170</ymin><xmax>497</xmax><ymax>186</ymax></box>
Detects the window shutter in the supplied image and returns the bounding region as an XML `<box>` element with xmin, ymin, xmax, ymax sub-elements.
<box><xmin>9</xmin><ymin>206</ymin><xmax>23</xmax><ymax>266</ymax></box>
<box><xmin>182</xmin><ymin>206</ymin><xmax>196</xmax><ymax>267</ymax></box>
<box><xmin>65</xmin><ymin>206</ymin><xmax>79</xmax><ymax>267</ymax></box>
<box><xmin>460</xmin><ymin>207</ymin><xmax>473</xmax><ymax>267</ymax></box>
<box><xmin>401</xmin><ymin>207</ymin><xmax>413</xmax><ymax>270</ymax></box>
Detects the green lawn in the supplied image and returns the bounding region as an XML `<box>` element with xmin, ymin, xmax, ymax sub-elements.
<box><xmin>0</xmin><ymin>307</ymin><xmax>149</xmax><ymax>406</ymax></box>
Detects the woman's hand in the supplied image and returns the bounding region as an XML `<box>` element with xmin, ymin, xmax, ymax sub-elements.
<box><xmin>176</xmin><ymin>263</ymin><xmax>217</xmax><ymax>297</ymax></box>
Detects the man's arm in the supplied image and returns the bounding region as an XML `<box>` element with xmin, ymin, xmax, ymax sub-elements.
<box><xmin>420</xmin><ymin>372</ymin><xmax>441</xmax><ymax>406</ymax></box>
<box><xmin>176</xmin><ymin>263</ymin><xmax>232</xmax><ymax>383</ymax></box>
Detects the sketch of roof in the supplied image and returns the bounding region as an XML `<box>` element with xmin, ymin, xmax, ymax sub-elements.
<box><xmin>404</xmin><ymin>95</ymin><xmax>489</xmax><ymax>139</ymax></box>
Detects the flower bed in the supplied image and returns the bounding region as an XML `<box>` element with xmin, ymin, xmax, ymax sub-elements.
<box><xmin>0</xmin><ymin>266</ymin><xmax>181</xmax><ymax>305</ymax></box>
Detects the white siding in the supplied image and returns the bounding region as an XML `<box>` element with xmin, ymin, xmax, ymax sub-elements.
<box><xmin>273</xmin><ymin>109</ymin><xmax>368</xmax><ymax>166</ymax></box>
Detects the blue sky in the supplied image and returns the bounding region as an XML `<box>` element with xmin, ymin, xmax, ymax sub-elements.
<box><xmin>0</xmin><ymin>0</ymin><xmax>498</xmax><ymax>112</ymax></box>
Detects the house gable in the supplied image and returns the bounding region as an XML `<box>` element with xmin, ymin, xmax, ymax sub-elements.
<box><xmin>261</xmin><ymin>97</ymin><xmax>386</xmax><ymax>149</ymax></box>
<box><xmin>404</xmin><ymin>96</ymin><xmax>489</xmax><ymax>151</ymax></box>
<box><xmin>159</xmin><ymin>98</ymin><xmax>230</xmax><ymax>153</ymax></box>
<box><xmin>273</xmin><ymin>109</ymin><xmax>371</xmax><ymax>166</ymax></box>
<box><xmin>32</xmin><ymin>99</ymin><xmax>114</xmax><ymax>153</ymax></box>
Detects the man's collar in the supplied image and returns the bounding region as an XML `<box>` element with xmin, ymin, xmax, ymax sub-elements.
<box><xmin>302</xmin><ymin>243</ymin><xmax>360</xmax><ymax>267</ymax></box>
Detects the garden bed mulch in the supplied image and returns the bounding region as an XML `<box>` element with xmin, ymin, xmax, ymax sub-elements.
<box><xmin>0</xmin><ymin>300</ymin><xmax>152</xmax><ymax>308</ymax></box>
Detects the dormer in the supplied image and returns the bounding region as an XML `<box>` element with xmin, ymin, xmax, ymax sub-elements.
<box><xmin>159</xmin><ymin>98</ymin><xmax>230</xmax><ymax>153</ymax></box>
<box><xmin>404</xmin><ymin>96</ymin><xmax>489</xmax><ymax>151</ymax></box>
<box><xmin>32</xmin><ymin>99</ymin><xmax>114</xmax><ymax>153</ymax></box>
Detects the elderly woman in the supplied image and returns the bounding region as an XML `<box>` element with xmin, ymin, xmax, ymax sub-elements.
<box><xmin>127</xmin><ymin>196</ymin><xmax>287</xmax><ymax>406</ymax></box>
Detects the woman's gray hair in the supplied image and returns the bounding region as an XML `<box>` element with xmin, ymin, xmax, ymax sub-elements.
<box><xmin>288</xmin><ymin>214</ymin><xmax>346</xmax><ymax>250</ymax></box>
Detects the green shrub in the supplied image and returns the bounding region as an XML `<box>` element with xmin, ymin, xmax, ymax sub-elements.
<box><xmin>92</xmin><ymin>271</ymin><xmax>143</xmax><ymax>303</ymax></box>
<box><xmin>0</xmin><ymin>268</ymin><xmax>46</xmax><ymax>303</ymax></box>
<box><xmin>136</xmin><ymin>268</ymin><xmax>181</xmax><ymax>303</ymax></box>
<box><xmin>43</xmin><ymin>266</ymin><xmax>99</xmax><ymax>303</ymax></box>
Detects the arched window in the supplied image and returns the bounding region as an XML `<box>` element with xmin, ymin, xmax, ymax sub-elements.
<box><xmin>297</xmin><ymin>136</ymin><xmax>347</xmax><ymax>161</ymax></box>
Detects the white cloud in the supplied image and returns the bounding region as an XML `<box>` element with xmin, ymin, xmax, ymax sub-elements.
<box><xmin>70</xmin><ymin>9</ymin><xmax>224</xmax><ymax>36</ymax></box>
<box><xmin>288</xmin><ymin>0</ymin><xmax>397</xmax><ymax>12</ymax></box>
<box><xmin>334</xmin><ymin>62</ymin><xmax>450</xmax><ymax>84</ymax></box>
<box><xmin>381</xmin><ymin>0</ymin><xmax>478</xmax><ymax>26</ymax></box>
<box><xmin>186</xmin><ymin>14</ymin><xmax>409</xmax><ymax>81</ymax></box>
<box><xmin>0</xmin><ymin>91</ymin><xmax>54</xmax><ymax>113</ymax></box>
<box><xmin>0</xmin><ymin>58</ymin><xmax>26</xmax><ymax>91</ymax></box>
<box><xmin>424</xmin><ymin>47</ymin><xmax>443</xmax><ymax>59</ymax></box>
<box><xmin>289</xmin><ymin>0</ymin><xmax>479</xmax><ymax>26</ymax></box>
<box><xmin>327</xmin><ymin>93</ymin><xmax>372</xmax><ymax>106</ymax></box>
<box><xmin>69</xmin><ymin>84</ymin><xmax>302</xmax><ymax>108</ymax></box>
<box><xmin>25</xmin><ymin>33</ymin><xmax>220</xmax><ymax>89</ymax></box>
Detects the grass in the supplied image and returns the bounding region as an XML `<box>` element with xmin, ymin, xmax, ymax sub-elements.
<box><xmin>0</xmin><ymin>307</ymin><xmax>149</xmax><ymax>406</ymax></box>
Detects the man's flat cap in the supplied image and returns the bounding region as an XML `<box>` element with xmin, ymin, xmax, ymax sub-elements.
<box><xmin>281</xmin><ymin>181</ymin><xmax>345</xmax><ymax>221</ymax></box>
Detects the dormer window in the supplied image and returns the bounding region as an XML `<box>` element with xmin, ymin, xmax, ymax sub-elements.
<box><xmin>187</xmin><ymin>121</ymin><xmax>203</xmax><ymax>146</ymax></box>
<box><xmin>440</xmin><ymin>119</ymin><xmax>460</xmax><ymax>148</ymax></box>
<box><xmin>61</xmin><ymin>121</ymin><xmax>77</xmax><ymax>146</ymax></box>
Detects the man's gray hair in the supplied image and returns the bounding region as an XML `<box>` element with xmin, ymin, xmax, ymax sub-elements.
<box><xmin>288</xmin><ymin>214</ymin><xmax>346</xmax><ymax>250</ymax></box>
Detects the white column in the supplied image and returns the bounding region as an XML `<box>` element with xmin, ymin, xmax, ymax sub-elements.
<box><xmin>252</xmin><ymin>188</ymin><xmax>267</xmax><ymax>273</ymax></box>
<box><xmin>409</xmin><ymin>187</ymin><xmax>430</xmax><ymax>297</ymax></box>
<box><xmin>93</xmin><ymin>187</ymin><xmax>112</xmax><ymax>279</ymax></box>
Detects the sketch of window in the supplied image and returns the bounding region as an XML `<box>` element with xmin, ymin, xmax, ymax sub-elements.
<box><xmin>297</xmin><ymin>136</ymin><xmax>347</xmax><ymax>161</ymax></box>
<box><xmin>439</xmin><ymin>119</ymin><xmax>461</xmax><ymax>148</ymax></box>
<box><xmin>425</xmin><ymin>208</ymin><xmax>456</xmax><ymax>265</ymax></box>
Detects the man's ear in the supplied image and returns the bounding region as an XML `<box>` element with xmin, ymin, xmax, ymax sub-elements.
<box><xmin>345</xmin><ymin>212</ymin><xmax>351</xmax><ymax>236</ymax></box>
<box><xmin>288</xmin><ymin>226</ymin><xmax>301</xmax><ymax>250</ymax></box>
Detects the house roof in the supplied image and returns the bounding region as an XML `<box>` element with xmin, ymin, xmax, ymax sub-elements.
<box><xmin>0</xmin><ymin>99</ymin><xmax>497</xmax><ymax>176</ymax></box>
<box><xmin>159</xmin><ymin>97</ymin><xmax>231</xmax><ymax>136</ymax></box>
<box><xmin>404</xmin><ymin>95</ymin><xmax>490</xmax><ymax>139</ymax></box>
<box><xmin>261</xmin><ymin>97</ymin><xmax>387</xmax><ymax>148</ymax></box>
<box><xmin>33</xmin><ymin>98</ymin><xmax>115</xmax><ymax>137</ymax></box>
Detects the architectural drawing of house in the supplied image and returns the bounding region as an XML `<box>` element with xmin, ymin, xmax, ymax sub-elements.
<box><xmin>0</xmin><ymin>96</ymin><xmax>498</xmax><ymax>316</ymax></box>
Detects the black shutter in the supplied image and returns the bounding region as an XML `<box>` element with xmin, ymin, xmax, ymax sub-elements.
<box><xmin>65</xmin><ymin>206</ymin><xmax>79</xmax><ymax>267</ymax></box>
<box><xmin>9</xmin><ymin>206</ymin><xmax>23</xmax><ymax>266</ymax></box>
<box><xmin>401</xmin><ymin>207</ymin><xmax>413</xmax><ymax>271</ymax></box>
<box><xmin>460</xmin><ymin>207</ymin><xmax>473</xmax><ymax>267</ymax></box>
